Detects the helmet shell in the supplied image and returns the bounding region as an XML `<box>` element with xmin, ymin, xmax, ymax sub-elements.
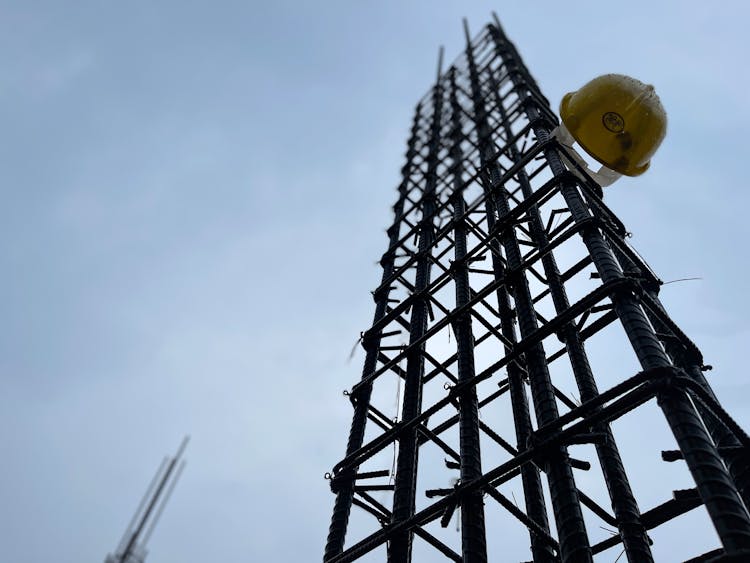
<box><xmin>559</xmin><ymin>74</ymin><xmax>667</xmax><ymax>176</ymax></box>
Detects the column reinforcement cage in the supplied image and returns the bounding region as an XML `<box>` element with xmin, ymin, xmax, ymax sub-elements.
<box><xmin>324</xmin><ymin>15</ymin><xmax>750</xmax><ymax>563</ymax></box>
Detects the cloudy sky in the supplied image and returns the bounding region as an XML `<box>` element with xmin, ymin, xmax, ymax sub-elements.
<box><xmin>1</xmin><ymin>1</ymin><xmax>749</xmax><ymax>561</ymax></box>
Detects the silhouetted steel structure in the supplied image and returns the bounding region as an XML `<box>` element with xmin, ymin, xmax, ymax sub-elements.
<box><xmin>106</xmin><ymin>437</ymin><xmax>188</xmax><ymax>563</ymax></box>
<box><xmin>323</xmin><ymin>15</ymin><xmax>750</xmax><ymax>563</ymax></box>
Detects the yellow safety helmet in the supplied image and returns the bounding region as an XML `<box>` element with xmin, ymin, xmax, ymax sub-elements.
<box><xmin>559</xmin><ymin>74</ymin><xmax>666</xmax><ymax>177</ymax></box>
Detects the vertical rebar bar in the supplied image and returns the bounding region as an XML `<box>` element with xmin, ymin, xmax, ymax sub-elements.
<box><xmin>388</xmin><ymin>48</ymin><xmax>445</xmax><ymax>563</ymax></box>
<box><xmin>614</xmin><ymin>245</ymin><xmax>750</xmax><ymax>510</ymax></box>
<box><xmin>447</xmin><ymin>67</ymin><xmax>488</xmax><ymax>563</ymax></box>
<box><xmin>466</xmin><ymin>19</ymin><xmax>593</xmax><ymax>563</ymax></box>
<box><xmin>324</xmin><ymin>103</ymin><xmax>424</xmax><ymax>561</ymax></box>
<box><xmin>461</xmin><ymin>18</ymin><xmax>556</xmax><ymax>563</ymax></box>
<box><xmin>645</xmin><ymin>294</ymin><xmax>750</xmax><ymax>508</ymax></box>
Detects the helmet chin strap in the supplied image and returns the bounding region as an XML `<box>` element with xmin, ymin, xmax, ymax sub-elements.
<box><xmin>552</xmin><ymin>123</ymin><xmax>622</xmax><ymax>187</ymax></box>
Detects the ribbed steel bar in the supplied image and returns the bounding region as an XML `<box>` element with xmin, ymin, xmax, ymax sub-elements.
<box><xmin>323</xmin><ymin>103</ymin><xmax>424</xmax><ymax>561</ymax></box>
<box><xmin>387</xmin><ymin>50</ymin><xmax>445</xmax><ymax>563</ymax></box>
<box><xmin>461</xmin><ymin>20</ymin><xmax>554</xmax><ymax>563</ymax></box>
<box><xmin>612</xmin><ymin>244</ymin><xmax>750</xmax><ymax>509</ymax></box>
<box><xmin>447</xmin><ymin>67</ymin><xmax>488</xmax><ymax>563</ymax></box>
<box><xmin>486</xmin><ymin>49</ymin><xmax>653</xmax><ymax>562</ymax></box>
<box><xmin>489</xmin><ymin>15</ymin><xmax>750</xmax><ymax>553</ymax></box>
<box><xmin>464</xmin><ymin>21</ymin><xmax>592</xmax><ymax>563</ymax></box>
<box><xmin>646</xmin><ymin>296</ymin><xmax>750</xmax><ymax>508</ymax></box>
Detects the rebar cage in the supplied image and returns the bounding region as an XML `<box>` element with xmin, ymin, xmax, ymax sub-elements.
<box><xmin>323</xmin><ymin>16</ymin><xmax>750</xmax><ymax>563</ymax></box>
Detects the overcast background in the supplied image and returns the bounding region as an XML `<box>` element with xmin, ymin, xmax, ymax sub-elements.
<box><xmin>1</xmin><ymin>1</ymin><xmax>749</xmax><ymax>562</ymax></box>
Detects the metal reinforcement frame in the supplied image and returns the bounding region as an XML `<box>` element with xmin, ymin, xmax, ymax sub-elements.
<box><xmin>323</xmin><ymin>15</ymin><xmax>750</xmax><ymax>563</ymax></box>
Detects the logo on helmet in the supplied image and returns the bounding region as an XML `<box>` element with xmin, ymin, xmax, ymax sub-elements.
<box><xmin>602</xmin><ymin>112</ymin><xmax>625</xmax><ymax>133</ymax></box>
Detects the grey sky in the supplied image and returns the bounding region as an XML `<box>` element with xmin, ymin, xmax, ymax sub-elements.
<box><xmin>1</xmin><ymin>1</ymin><xmax>749</xmax><ymax>561</ymax></box>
